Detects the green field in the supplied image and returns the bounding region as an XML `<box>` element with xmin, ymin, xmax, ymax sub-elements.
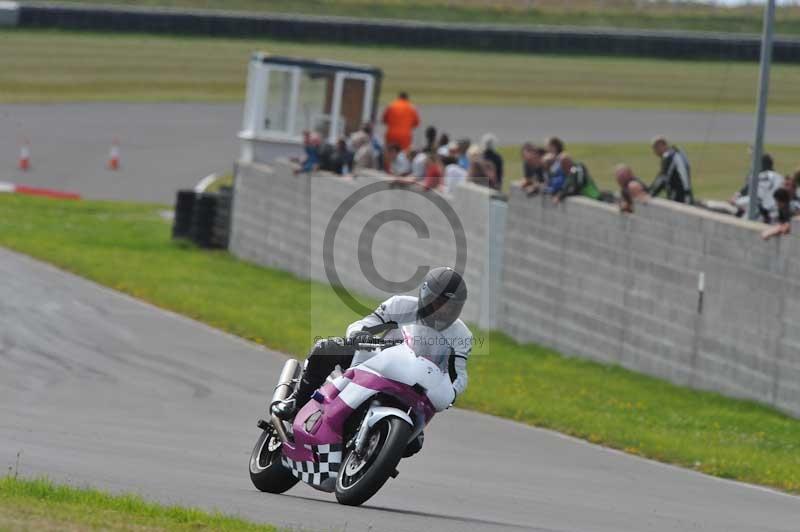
<box><xmin>4</xmin><ymin>29</ymin><xmax>800</xmax><ymax>112</ymax></box>
<box><xmin>500</xmin><ymin>142</ymin><xmax>800</xmax><ymax>200</ymax></box>
<box><xmin>1</xmin><ymin>193</ymin><xmax>799</xmax><ymax>494</ymax></box>
<box><xmin>0</xmin><ymin>476</ymin><xmax>277</xmax><ymax>531</ymax></box>
<box><xmin>53</xmin><ymin>0</ymin><xmax>800</xmax><ymax>36</ymax></box>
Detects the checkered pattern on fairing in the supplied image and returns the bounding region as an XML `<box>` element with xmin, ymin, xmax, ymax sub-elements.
<box><xmin>282</xmin><ymin>443</ymin><xmax>343</xmax><ymax>487</ymax></box>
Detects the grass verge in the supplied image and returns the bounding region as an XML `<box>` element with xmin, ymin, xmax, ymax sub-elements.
<box><xmin>4</xmin><ymin>28</ymin><xmax>800</xmax><ymax>112</ymax></box>
<box><xmin>0</xmin><ymin>476</ymin><xmax>277</xmax><ymax>531</ymax></box>
<box><xmin>1</xmin><ymin>194</ymin><xmax>799</xmax><ymax>493</ymax></box>
<box><xmin>498</xmin><ymin>142</ymin><xmax>800</xmax><ymax>200</ymax></box>
<box><xmin>50</xmin><ymin>0</ymin><xmax>800</xmax><ymax>36</ymax></box>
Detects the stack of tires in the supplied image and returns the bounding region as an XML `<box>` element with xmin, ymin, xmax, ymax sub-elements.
<box><xmin>211</xmin><ymin>188</ymin><xmax>232</xmax><ymax>249</ymax></box>
<box><xmin>171</xmin><ymin>190</ymin><xmax>196</xmax><ymax>239</ymax></box>
<box><xmin>172</xmin><ymin>188</ymin><xmax>232</xmax><ymax>249</ymax></box>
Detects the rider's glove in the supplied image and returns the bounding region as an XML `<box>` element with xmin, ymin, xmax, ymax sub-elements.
<box><xmin>349</xmin><ymin>330</ymin><xmax>378</xmax><ymax>346</ymax></box>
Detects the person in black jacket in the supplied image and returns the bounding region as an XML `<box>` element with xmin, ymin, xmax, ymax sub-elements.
<box><xmin>649</xmin><ymin>136</ymin><xmax>693</xmax><ymax>204</ymax></box>
<box><xmin>481</xmin><ymin>133</ymin><xmax>504</xmax><ymax>191</ymax></box>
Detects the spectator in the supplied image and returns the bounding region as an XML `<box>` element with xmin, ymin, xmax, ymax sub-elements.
<box><xmin>296</xmin><ymin>130</ymin><xmax>321</xmax><ymax>174</ymax></box>
<box><xmin>323</xmin><ymin>137</ymin><xmax>353</xmax><ymax>175</ymax></box>
<box><xmin>785</xmin><ymin>169</ymin><xmax>800</xmax><ymax>212</ymax></box>
<box><xmin>519</xmin><ymin>142</ymin><xmax>547</xmax><ymax>196</ymax></box>
<box><xmin>544</xmin><ymin>148</ymin><xmax>574</xmax><ymax>196</ymax></box>
<box><xmin>649</xmin><ymin>136</ymin><xmax>693</xmax><ymax>204</ymax></box>
<box><xmin>424</xmin><ymin>126</ymin><xmax>438</xmax><ymax>153</ymax></box>
<box><xmin>481</xmin><ymin>133</ymin><xmax>504</xmax><ymax>190</ymax></box>
<box><xmin>422</xmin><ymin>152</ymin><xmax>444</xmax><ymax>191</ymax></box>
<box><xmin>362</xmin><ymin>122</ymin><xmax>384</xmax><ymax>170</ymax></box>
<box><xmin>756</xmin><ymin>154</ymin><xmax>784</xmax><ymax>223</ymax></box>
<box><xmin>407</xmin><ymin>130</ymin><xmax>437</xmax><ymax>179</ymax></box>
<box><xmin>731</xmin><ymin>154</ymin><xmax>783</xmax><ymax>223</ymax></box>
<box><xmin>543</xmin><ymin>137</ymin><xmax>573</xmax><ymax>196</ymax></box>
<box><xmin>554</xmin><ymin>161</ymin><xmax>601</xmax><ymax>204</ymax></box>
<box><xmin>443</xmin><ymin>155</ymin><xmax>468</xmax><ymax>195</ymax></box>
<box><xmin>616</xmin><ymin>164</ymin><xmax>650</xmax><ymax>213</ymax></box>
<box><xmin>333</xmin><ymin>137</ymin><xmax>354</xmax><ymax>175</ymax></box>
<box><xmin>385</xmin><ymin>143</ymin><xmax>411</xmax><ymax>176</ymax></box>
<box><xmin>456</xmin><ymin>138</ymin><xmax>471</xmax><ymax>170</ymax></box>
<box><xmin>467</xmin><ymin>145</ymin><xmax>497</xmax><ymax>189</ymax></box>
<box><xmin>391</xmin><ymin>153</ymin><xmax>444</xmax><ymax>192</ymax></box>
<box><xmin>546</xmin><ymin>136</ymin><xmax>565</xmax><ymax>158</ymax></box>
<box><xmin>762</xmin><ymin>188</ymin><xmax>796</xmax><ymax>240</ymax></box>
<box><xmin>445</xmin><ymin>140</ymin><xmax>459</xmax><ymax>159</ymax></box>
<box><xmin>411</xmin><ymin>149</ymin><xmax>428</xmax><ymax>179</ymax></box>
<box><xmin>436</xmin><ymin>133</ymin><xmax>450</xmax><ymax>157</ymax></box>
<box><xmin>382</xmin><ymin>92</ymin><xmax>420</xmax><ymax>151</ymax></box>
<box><xmin>350</xmin><ymin>131</ymin><xmax>375</xmax><ymax>171</ymax></box>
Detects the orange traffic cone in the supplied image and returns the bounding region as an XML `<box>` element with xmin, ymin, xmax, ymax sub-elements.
<box><xmin>18</xmin><ymin>140</ymin><xmax>30</xmax><ymax>171</ymax></box>
<box><xmin>107</xmin><ymin>139</ymin><xmax>120</xmax><ymax>170</ymax></box>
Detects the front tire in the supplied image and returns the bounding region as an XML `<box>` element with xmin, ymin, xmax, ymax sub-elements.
<box><xmin>249</xmin><ymin>429</ymin><xmax>298</xmax><ymax>493</ymax></box>
<box><xmin>335</xmin><ymin>417</ymin><xmax>412</xmax><ymax>506</ymax></box>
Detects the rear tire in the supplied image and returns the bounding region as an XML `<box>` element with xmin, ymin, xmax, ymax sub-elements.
<box><xmin>249</xmin><ymin>429</ymin><xmax>298</xmax><ymax>494</ymax></box>
<box><xmin>335</xmin><ymin>417</ymin><xmax>412</xmax><ymax>506</ymax></box>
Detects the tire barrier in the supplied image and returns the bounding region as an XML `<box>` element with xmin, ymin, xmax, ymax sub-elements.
<box><xmin>172</xmin><ymin>189</ymin><xmax>196</xmax><ymax>240</ymax></box>
<box><xmin>172</xmin><ymin>188</ymin><xmax>231</xmax><ymax>248</ymax></box>
<box><xmin>15</xmin><ymin>3</ymin><xmax>800</xmax><ymax>63</ymax></box>
<box><xmin>189</xmin><ymin>193</ymin><xmax>217</xmax><ymax>248</ymax></box>
<box><xmin>212</xmin><ymin>188</ymin><xmax>232</xmax><ymax>249</ymax></box>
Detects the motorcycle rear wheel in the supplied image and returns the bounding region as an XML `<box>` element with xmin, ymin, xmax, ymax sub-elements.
<box><xmin>249</xmin><ymin>429</ymin><xmax>299</xmax><ymax>494</ymax></box>
<box><xmin>335</xmin><ymin>417</ymin><xmax>412</xmax><ymax>506</ymax></box>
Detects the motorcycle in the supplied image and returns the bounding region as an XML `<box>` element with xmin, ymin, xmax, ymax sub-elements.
<box><xmin>248</xmin><ymin>323</ymin><xmax>456</xmax><ymax>506</ymax></box>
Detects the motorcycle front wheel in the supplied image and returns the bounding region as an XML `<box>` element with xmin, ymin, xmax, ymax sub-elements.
<box><xmin>335</xmin><ymin>417</ymin><xmax>412</xmax><ymax>506</ymax></box>
<box><xmin>249</xmin><ymin>429</ymin><xmax>299</xmax><ymax>494</ymax></box>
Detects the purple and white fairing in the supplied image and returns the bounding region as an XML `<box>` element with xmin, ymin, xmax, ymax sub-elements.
<box><xmin>280</xmin><ymin>326</ymin><xmax>454</xmax><ymax>491</ymax></box>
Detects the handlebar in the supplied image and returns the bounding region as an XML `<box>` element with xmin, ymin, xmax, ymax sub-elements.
<box><xmin>356</xmin><ymin>338</ymin><xmax>404</xmax><ymax>351</ymax></box>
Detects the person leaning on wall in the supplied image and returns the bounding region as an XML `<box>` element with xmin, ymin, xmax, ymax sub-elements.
<box><xmin>616</xmin><ymin>164</ymin><xmax>650</xmax><ymax>213</ymax></box>
<box><xmin>761</xmin><ymin>188</ymin><xmax>798</xmax><ymax>240</ymax></box>
<box><xmin>519</xmin><ymin>142</ymin><xmax>547</xmax><ymax>196</ymax></box>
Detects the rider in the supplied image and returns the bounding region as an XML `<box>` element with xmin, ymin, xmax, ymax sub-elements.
<box><xmin>273</xmin><ymin>267</ymin><xmax>473</xmax><ymax>421</ymax></box>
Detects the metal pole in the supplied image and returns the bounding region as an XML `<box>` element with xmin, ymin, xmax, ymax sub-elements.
<box><xmin>747</xmin><ymin>0</ymin><xmax>776</xmax><ymax>221</ymax></box>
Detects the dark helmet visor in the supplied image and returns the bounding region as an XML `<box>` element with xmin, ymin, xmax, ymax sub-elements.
<box><xmin>419</xmin><ymin>292</ymin><xmax>464</xmax><ymax>330</ymax></box>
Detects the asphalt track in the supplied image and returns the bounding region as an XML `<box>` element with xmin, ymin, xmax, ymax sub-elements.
<box><xmin>2</xmin><ymin>103</ymin><xmax>800</xmax><ymax>203</ymax></box>
<box><xmin>2</xmin><ymin>246</ymin><xmax>800</xmax><ymax>532</ymax></box>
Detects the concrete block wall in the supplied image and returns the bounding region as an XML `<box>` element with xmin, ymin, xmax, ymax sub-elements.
<box><xmin>230</xmin><ymin>160</ymin><xmax>503</xmax><ymax>329</ymax></box>
<box><xmin>229</xmin><ymin>161</ymin><xmax>311</xmax><ymax>278</ymax></box>
<box><xmin>231</xmin><ymin>159</ymin><xmax>800</xmax><ymax>417</ymax></box>
<box><xmin>500</xmin><ymin>188</ymin><xmax>800</xmax><ymax>417</ymax></box>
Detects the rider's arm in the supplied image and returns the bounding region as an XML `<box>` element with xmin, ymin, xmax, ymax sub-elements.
<box><xmin>345</xmin><ymin>296</ymin><xmax>412</xmax><ymax>338</ymax></box>
<box><xmin>452</xmin><ymin>354</ymin><xmax>469</xmax><ymax>398</ymax></box>
<box><xmin>450</xmin><ymin>324</ymin><xmax>473</xmax><ymax>399</ymax></box>
<box><xmin>346</xmin><ymin>312</ymin><xmax>384</xmax><ymax>338</ymax></box>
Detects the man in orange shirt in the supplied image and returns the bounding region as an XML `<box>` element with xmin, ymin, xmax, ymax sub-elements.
<box><xmin>381</xmin><ymin>92</ymin><xmax>420</xmax><ymax>152</ymax></box>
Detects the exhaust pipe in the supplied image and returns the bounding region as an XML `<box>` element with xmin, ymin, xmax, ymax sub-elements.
<box><xmin>270</xmin><ymin>359</ymin><xmax>301</xmax><ymax>443</ymax></box>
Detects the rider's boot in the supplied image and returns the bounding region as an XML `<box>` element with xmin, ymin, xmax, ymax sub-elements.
<box><xmin>273</xmin><ymin>339</ymin><xmax>354</xmax><ymax>421</ymax></box>
<box><xmin>272</xmin><ymin>375</ymin><xmax>317</xmax><ymax>421</ymax></box>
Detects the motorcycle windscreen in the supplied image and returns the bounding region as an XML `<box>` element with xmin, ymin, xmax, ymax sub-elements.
<box><xmin>400</xmin><ymin>324</ymin><xmax>451</xmax><ymax>373</ymax></box>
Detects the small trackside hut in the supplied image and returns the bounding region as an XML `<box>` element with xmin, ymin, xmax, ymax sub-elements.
<box><xmin>238</xmin><ymin>52</ymin><xmax>383</xmax><ymax>164</ymax></box>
